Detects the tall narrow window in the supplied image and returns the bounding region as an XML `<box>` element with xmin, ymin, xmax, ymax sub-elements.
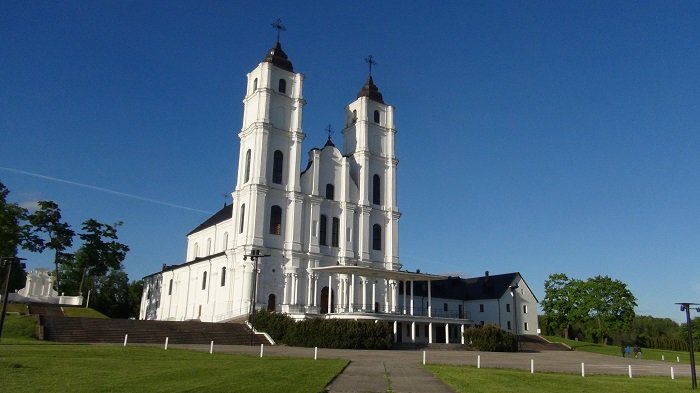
<box><xmin>319</xmin><ymin>215</ymin><xmax>328</xmax><ymax>246</ymax></box>
<box><xmin>325</xmin><ymin>184</ymin><xmax>334</xmax><ymax>200</ymax></box>
<box><xmin>244</xmin><ymin>149</ymin><xmax>251</xmax><ymax>183</ymax></box>
<box><xmin>272</xmin><ymin>150</ymin><xmax>283</xmax><ymax>184</ymax></box>
<box><xmin>222</xmin><ymin>232</ymin><xmax>229</xmax><ymax>250</ymax></box>
<box><xmin>373</xmin><ymin>110</ymin><xmax>380</xmax><ymax>123</ymax></box>
<box><xmin>372</xmin><ymin>224</ymin><xmax>382</xmax><ymax>250</ymax></box>
<box><xmin>372</xmin><ymin>175</ymin><xmax>381</xmax><ymax>205</ymax></box>
<box><xmin>331</xmin><ymin>217</ymin><xmax>340</xmax><ymax>247</ymax></box>
<box><xmin>193</xmin><ymin>243</ymin><xmax>198</xmax><ymax>260</ymax></box>
<box><xmin>253</xmin><ymin>78</ymin><xmax>258</xmax><ymax>91</ymax></box>
<box><xmin>221</xmin><ymin>267</ymin><xmax>226</xmax><ymax>286</ymax></box>
<box><xmin>239</xmin><ymin>204</ymin><xmax>246</xmax><ymax>234</ymax></box>
<box><xmin>168</xmin><ymin>279</ymin><xmax>173</xmax><ymax>295</ymax></box>
<box><xmin>506</xmin><ymin>303</ymin><xmax>510</xmax><ymax>312</ymax></box>
<box><xmin>523</xmin><ymin>305</ymin><xmax>528</xmax><ymax>314</ymax></box>
<box><xmin>206</xmin><ymin>238</ymin><xmax>212</xmax><ymax>255</ymax></box>
<box><xmin>480</xmin><ymin>304</ymin><xmax>484</xmax><ymax>312</ymax></box>
<box><xmin>270</xmin><ymin>205</ymin><xmax>282</xmax><ymax>235</ymax></box>
<box><xmin>278</xmin><ymin>79</ymin><xmax>286</xmax><ymax>94</ymax></box>
<box><xmin>202</xmin><ymin>271</ymin><xmax>207</xmax><ymax>290</ymax></box>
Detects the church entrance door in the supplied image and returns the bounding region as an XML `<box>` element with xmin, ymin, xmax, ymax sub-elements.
<box><xmin>320</xmin><ymin>286</ymin><xmax>335</xmax><ymax>314</ymax></box>
<box><xmin>267</xmin><ymin>294</ymin><xmax>276</xmax><ymax>311</ymax></box>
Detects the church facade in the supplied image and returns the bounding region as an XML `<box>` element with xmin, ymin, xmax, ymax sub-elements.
<box><xmin>140</xmin><ymin>40</ymin><xmax>538</xmax><ymax>343</ymax></box>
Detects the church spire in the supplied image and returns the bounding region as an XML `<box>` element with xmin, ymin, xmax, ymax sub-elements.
<box><xmin>263</xmin><ymin>19</ymin><xmax>294</xmax><ymax>72</ymax></box>
<box><xmin>357</xmin><ymin>55</ymin><xmax>384</xmax><ymax>103</ymax></box>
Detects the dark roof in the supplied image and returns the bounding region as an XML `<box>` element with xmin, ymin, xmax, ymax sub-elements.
<box><xmin>263</xmin><ymin>42</ymin><xmax>294</xmax><ymax>72</ymax></box>
<box><xmin>410</xmin><ymin>272</ymin><xmax>520</xmax><ymax>301</ymax></box>
<box><xmin>357</xmin><ymin>75</ymin><xmax>384</xmax><ymax>104</ymax></box>
<box><xmin>186</xmin><ymin>204</ymin><xmax>233</xmax><ymax>236</ymax></box>
<box><xmin>324</xmin><ymin>135</ymin><xmax>336</xmax><ymax>148</ymax></box>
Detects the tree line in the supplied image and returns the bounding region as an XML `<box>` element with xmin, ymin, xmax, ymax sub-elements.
<box><xmin>1</xmin><ymin>180</ymin><xmax>141</xmax><ymax>318</ymax></box>
<box><xmin>541</xmin><ymin>272</ymin><xmax>699</xmax><ymax>351</ymax></box>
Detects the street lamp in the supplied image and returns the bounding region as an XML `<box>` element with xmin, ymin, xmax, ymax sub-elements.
<box><xmin>510</xmin><ymin>284</ymin><xmax>519</xmax><ymax>351</ymax></box>
<box><xmin>243</xmin><ymin>249</ymin><xmax>270</xmax><ymax>345</ymax></box>
<box><xmin>1</xmin><ymin>257</ymin><xmax>26</xmax><ymax>342</ymax></box>
<box><xmin>676</xmin><ymin>302</ymin><xmax>700</xmax><ymax>389</ymax></box>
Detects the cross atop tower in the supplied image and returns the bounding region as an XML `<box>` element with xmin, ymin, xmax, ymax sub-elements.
<box><xmin>325</xmin><ymin>124</ymin><xmax>333</xmax><ymax>140</ymax></box>
<box><xmin>271</xmin><ymin>18</ymin><xmax>286</xmax><ymax>44</ymax></box>
<box><xmin>364</xmin><ymin>55</ymin><xmax>377</xmax><ymax>76</ymax></box>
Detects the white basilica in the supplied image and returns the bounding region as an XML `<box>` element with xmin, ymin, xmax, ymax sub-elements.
<box><xmin>140</xmin><ymin>39</ymin><xmax>539</xmax><ymax>344</ymax></box>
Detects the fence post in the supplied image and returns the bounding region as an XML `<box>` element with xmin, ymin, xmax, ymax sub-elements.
<box><xmin>671</xmin><ymin>367</ymin><xmax>675</xmax><ymax>380</ymax></box>
<box><xmin>164</xmin><ymin>337</ymin><xmax>169</xmax><ymax>350</ymax></box>
<box><xmin>477</xmin><ymin>355</ymin><xmax>481</xmax><ymax>369</ymax></box>
<box><xmin>210</xmin><ymin>341</ymin><xmax>214</xmax><ymax>354</ymax></box>
<box><xmin>530</xmin><ymin>359</ymin><xmax>534</xmax><ymax>374</ymax></box>
<box><xmin>314</xmin><ymin>347</ymin><xmax>317</xmax><ymax>360</ymax></box>
<box><xmin>260</xmin><ymin>343</ymin><xmax>264</xmax><ymax>358</ymax></box>
<box><xmin>581</xmin><ymin>362</ymin><xmax>585</xmax><ymax>377</ymax></box>
<box><xmin>662</xmin><ymin>354</ymin><xmax>665</xmax><ymax>361</ymax></box>
<box><xmin>628</xmin><ymin>365</ymin><xmax>632</xmax><ymax>378</ymax></box>
<box><xmin>123</xmin><ymin>334</ymin><xmax>128</xmax><ymax>347</ymax></box>
<box><xmin>423</xmin><ymin>351</ymin><xmax>426</xmax><ymax>365</ymax></box>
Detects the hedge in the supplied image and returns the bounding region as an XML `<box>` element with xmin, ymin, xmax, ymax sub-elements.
<box><xmin>463</xmin><ymin>324</ymin><xmax>517</xmax><ymax>352</ymax></box>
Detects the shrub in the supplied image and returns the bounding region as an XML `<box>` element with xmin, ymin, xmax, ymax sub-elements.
<box><xmin>2</xmin><ymin>315</ymin><xmax>38</xmax><ymax>339</ymax></box>
<box><xmin>463</xmin><ymin>324</ymin><xmax>517</xmax><ymax>352</ymax></box>
<box><xmin>252</xmin><ymin>309</ymin><xmax>295</xmax><ymax>342</ymax></box>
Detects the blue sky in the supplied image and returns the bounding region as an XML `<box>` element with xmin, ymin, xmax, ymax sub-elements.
<box><xmin>1</xmin><ymin>1</ymin><xmax>698</xmax><ymax>322</ymax></box>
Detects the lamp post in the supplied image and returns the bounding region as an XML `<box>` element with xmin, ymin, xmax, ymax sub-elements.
<box><xmin>244</xmin><ymin>249</ymin><xmax>270</xmax><ymax>345</ymax></box>
<box><xmin>1</xmin><ymin>257</ymin><xmax>26</xmax><ymax>342</ymax></box>
<box><xmin>676</xmin><ymin>302</ymin><xmax>699</xmax><ymax>389</ymax></box>
<box><xmin>510</xmin><ymin>284</ymin><xmax>519</xmax><ymax>351</ymax></box>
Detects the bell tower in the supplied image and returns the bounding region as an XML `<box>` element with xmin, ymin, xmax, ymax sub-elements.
<box><xmin>342</xmin><ymin>57</ymin><xmax>400</xmax><ymax>269</ymax></box>
<box><xmin>232</xmin><ymin>25</ymin><xmax>305</xmax><ymax>253</ymax></box>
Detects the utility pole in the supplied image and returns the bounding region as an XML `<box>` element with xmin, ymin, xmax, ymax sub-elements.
<box><xmin>0</xmin><ymin>257</ymin><xmax>26</xmax><ymax>342</ymax></box>
<box><xmin>677</xmin><ymin>302</ymin><xmax>699</xmax><ymax>389</ymax></box>
<box><xmin>244</xmin><ymin>249</ymin><xmax>270</xmax><ymax>345</ymax></box>
<box><xmin>510</xmin><ymin>284</ymin><xmax>519</xmax><ymax>351</ymax></box>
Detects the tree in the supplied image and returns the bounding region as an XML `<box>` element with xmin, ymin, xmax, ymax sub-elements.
<box><xmin>61</xmin><ymin>219</ymin><xmax>129</xmax><ymax>296</ymax></box>
<box><xmin>580</xmin><ymin>275</ymin><xmax>637</xmax><ymax>343</ymax></box>
<box><xmin>541</xmin><ymin>273</ymin><xmax>584</xmax><ymax>338</ymax></box>
<box><xmin>0</xmin><ymin>181</ymin><xmax>39</xmax><ymax>291</ymax></box>
<box><xmin>127</xmin><ymin>280</ymin><xmax>143</xmax><ymax>318</ymax></box>
<box><xmin>28</xmin><ymin>201</ymin><xmax>74</xmax><ymax>293</ymax></box>
<box><xmin>542</xmin><ymin>272</ymin><xmax>637</xmax><ymax>343</ymax></box>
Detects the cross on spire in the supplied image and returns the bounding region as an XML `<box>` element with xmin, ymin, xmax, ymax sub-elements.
<box><xmin>325</xmin><ymin>124</ymin><xmax>333</xmax><ymax>140</ymax></box>
<box><xmin>364</xmin><ymin>55</ymin><xmax>377</xmax><ymax>76</ymax></box>
<box><xmin>271</xmin><ymin>18</ymin><xmax>286</xmax><ymax>44</ymax></box>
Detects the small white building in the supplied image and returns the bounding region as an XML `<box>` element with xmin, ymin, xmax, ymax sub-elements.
<box><xmin>140</xmin><ymin>38</ymin><xmax>538</xmax><ymax>343</ymax></box>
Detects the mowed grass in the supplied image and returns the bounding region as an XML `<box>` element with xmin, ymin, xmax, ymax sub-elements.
<box><xmin>543</xmin><ymin>335</ymin><xmax>692</xmax><ymax>364</ymax></box>
<box><xmin>426</xmin><ymin>364</ymin><xmax>692</xmax><ymax>393</ymax></box>
<box><xmin>0</xmin><ymin>344</ymin><xmax>348</xmax><ymax>393</ymax></box>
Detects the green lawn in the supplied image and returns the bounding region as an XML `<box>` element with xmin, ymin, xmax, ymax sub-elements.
<box><xmin>427</xmin><ymin>364</ymin><xmax>693</xmax><ymax>393</ymax></box>
<box><xmin>543</xmin><ymin>335</ymin><xmax>692</xmax><ymax>364</ymax></box>
<box><xmin>61</xmin><ymin>306</ymin><xmax>108</xmax><ymax>318</ymax></box>
<box><xmin>0</xmin><ymin>344</ymin><xmax>347</xmax><ymax>392</ymax></box>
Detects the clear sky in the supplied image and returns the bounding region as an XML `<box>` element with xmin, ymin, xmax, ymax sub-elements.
<box><xmin>2</xmin><ymin>1</ymin><xmax>698</xmax><ymax>322</ymax></box>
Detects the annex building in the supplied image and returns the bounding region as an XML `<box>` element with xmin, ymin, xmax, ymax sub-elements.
<box><xmin>140</xmin><ymin>39</ymin><xmax>538</xmax><ymax>344</ymax></box>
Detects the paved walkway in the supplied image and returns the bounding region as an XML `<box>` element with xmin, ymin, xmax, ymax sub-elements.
<box><xmin>165</xmin><ymin>344</ymin><xmax>698</xmax><ymax>393</ymax></box>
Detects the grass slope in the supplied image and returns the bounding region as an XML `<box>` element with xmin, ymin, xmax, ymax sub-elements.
<box><xmin>543</xmin><ymin>335</ymin><xmax>692</xmax><ymax>364</ymax></box>
<box><xmin>61</xmin><ymin>307</ymin><xmax>108</xmax><ymax>318</ymax></box>
<box><xmin>427</xmin><ymin>364</ymin><xmax>691</xmax><ymax>393</ymax></box>
<box><xmin>0</xmin><ymin>344</ymin><xmax>347</xmax><ymax>392</ymax></box>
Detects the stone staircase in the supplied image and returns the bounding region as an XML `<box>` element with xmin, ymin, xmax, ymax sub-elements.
<box><xmin>518</xmin><ymin>335</ymin><xmax>570</xmax><ymax>351</ymax></box>
<box><xmin>39</xmin><ymin>316</ymin><xmax>269</xmax><ymax>346</ymax></box>
<box><xmin>28</xmin><ymin>303</ymin><xmax>64</xmax><ymax>317</ymax></box>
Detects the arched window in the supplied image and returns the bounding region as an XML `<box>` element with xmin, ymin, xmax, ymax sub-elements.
<box><xmin>253</xmin><ymin>78</ymin><xmax>258</xmax><ymax>91</ymax></box>
<box><xmin>221</xmin><ymin>267</ymin><xmax>226</xmax><ymax>286</ymax></box>
<box><xmin>372</xmin><ymin>224</ymin><xmax>382</xmax><ymax>250</ymax></box>
<box><xmin>272</xmin><ymin>150</ymin><xmax>283</xmax><ymax>184</ymax></box>
<box><xmin>373</xmin><ymin>174</ymin><xmax>381</xmax><ymax>205</ymax></box>
<box><xmin>325</xmin><ymin>184</ymin><xmax>334</xmax><ymax>200</ymax></box>
<box><xmin>278</xmin><ymin>79</ymin><xmax>286</xmax><ymax>94</ymax></box>
<box><xmin>374</xmin><ymin>110</ymin><xmax>380</xmax><ymax>123</ymax></box>
<box><xmin>222</xmin><ymin>232</ymin><xmax>229</xmax><ymax>250</ymax></box>
<box><xmin>206</xmin><ymin>238</ymin><xmax>212</xmax><ymax>255</ymax></box>
<box><xmin>239</xmin><ymin>204</ymin><xmax>246</xmax><ymax>234</ymax></box>
<box><xmin>352</xmin><ymin>109</ymin><xmax>357</xmax><ymax>124</ymax></box>
<box><xmin>331</xmin><ymin>217</ymin><xmax>340</xmax><ymax>247</ymax></box>
<box><xmin>244</xmin><ymin>149</ymin><xmax>251</xmax><ymax>183</ymax></box>
<box><xmin>193</xmin><ymin>243</ymin><xmax>198</xmax><ymax>260</ymax></box>
<box><xmin>202</xmin><ymin>271</ymin><xmax>207</xmax><ymax>290</ymax></box>
<box><xmin>319</xmin><ymin>215</ymin><xmax>328</xmax><ymax>246</ymax></box>
<box><xmin>270</xmin><ymin>205</ymin><xmax>282</xmax><ymax>235</ymax></box>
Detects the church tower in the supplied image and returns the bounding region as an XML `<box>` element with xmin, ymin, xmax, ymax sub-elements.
<box><xmin>342</xmin><ymin>70</ymin><xmax>400</xmax><ymax>270</ymax></box>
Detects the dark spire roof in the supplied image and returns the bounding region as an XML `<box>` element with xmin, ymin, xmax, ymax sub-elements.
<box><xmin>324</xmin><ymin>135</ymin><xmax>336</xmax><ymax>148</ymax></box>
<box><xmin>263</xmin><ymin>42</ymin><xmax>294</xmax><ymax>72</ymax></box>
<box><xmin>357</xmin><ymin>75</ymin><xmax>384</xmax><ymax>104</ymax></box>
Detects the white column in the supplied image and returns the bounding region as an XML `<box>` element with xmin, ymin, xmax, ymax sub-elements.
<box><xmin>282</xmin><ymin>274</ymin><xmax>289</xmax><ymax>304</ymax></box>
<box><xmin>372</xmin><ymin>280</ymin><xmax>376</xmax><ymax>312</ymax></box>
<box><xmin>383</xmin><ymin>279</ymin><xmax>389</xmax><ymax>312</ymax></box>
<box><xmin>307</xmin><ymin>272</ymin><xmax>313</xmax><ymax>306</ymax></box>
<box><xmin>328</xmin><ymin>275</ymin><xmax>333</xmax><ymax>313</ymax></box>
<box><xmin>313</xmin><ymin>275</ymin><xmax>318</xmax><ymax>307</ymax></box>
<box><xmin>350</xmin><ymin>273</ymin><xmax>355</xmax><ymax>312</ymax></box>
<box><xmin>445</xmin><ymin>323</ymin><xmax>449</xmax><ymax>344</ymax></box>
<box><xmin>293</xmin><ymin>273</ymin><xmax>299</xmax><ymax>305</ymax></box>
<box><xmin>427</xmin><ymin>281</ymin><xmax>432</xmax><ymax>317</ymax></box>
<box><xmin>392</xmin><ymin>280</ymin><xmax>398</xmax><ymax>313</ymax></box>
<box><xmin>460</xmin><ymin>324</ymin><xmax>465</xmax><ymax>344</ymax></box>
<box><xmin>411</xmin><ymin>321</ymin><xmax>416</xmax><ymax>343</ymax></box>
<box><xmin>402</xmin><ymin>280</ymin><xmax>407</xmax><ymax>315</ymax></box>
<box><xmin>393</xmin><ymin>321</ymin><xmax>397</xmax><ymax>343</ymax></box>
<box><xmin>410</xmin><ymin>280</ymin><xmax>414</xmax><ymax>316</ymax></box>
<box><xmin>428</xmin><ymin>322</ymin><xmax>433</xmax><ymax>344</ymax></box>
